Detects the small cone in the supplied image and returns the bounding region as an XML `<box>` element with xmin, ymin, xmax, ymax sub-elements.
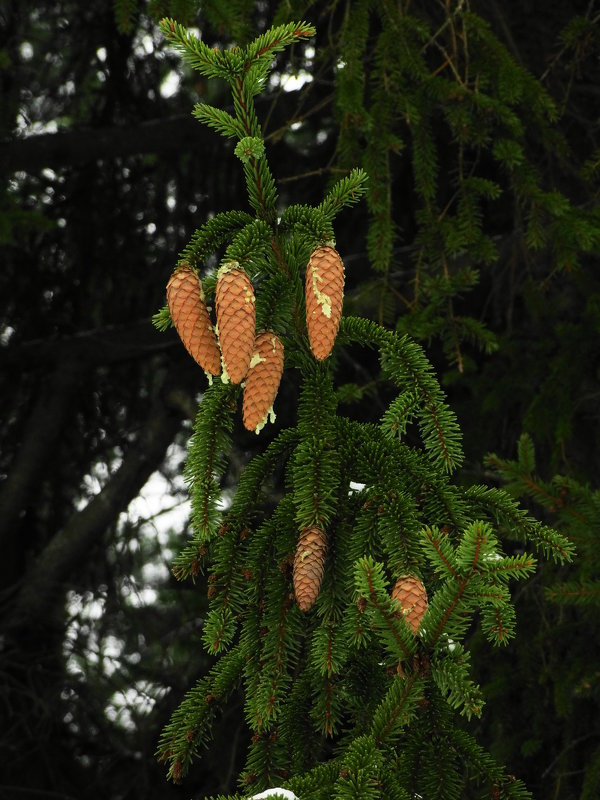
<box><xmin>166</xmin><ymin>263</ymin><xmax>221</xmax><ymax>375</ymax></box>
<box><xmin>293</xmin><ymin>525</ymin><xmax>327</xmax><ymax>612</ymax></box>
<box><xmin>305</xmin><ymin>245</ymin><xmax>344</xmax><ymax>360</ymax></box>
<box><xmin>215</xmin><ymin>262</ymin><xmax>256</xmax><ymax>383</ymax></box>
<box><xmin>242</xmin><ymin>332</ymin><xmax>284</xmax><ymax>433</ymax></box>
<box><xmin>391</xmin><ymin>575</ymin><xmax>428</xmax><ymax>634</ymax></box>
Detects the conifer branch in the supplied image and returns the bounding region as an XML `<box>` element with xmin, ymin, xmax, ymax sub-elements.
<box><xmin>339</xmin><ymin>316</ymin><xmax>464</xmax><ymax>472</ymax></box>
<box><xmin>431</xmin><ymin>644</ymin><xmax>485</xmax><ymax>720</ymax></box>
<box><xmin>172</xmin><ymin>382</ymin><xmax>236</xmax><ymax>579</ymax></box>
<box><xmin>356</xmin><ymin>557</ymin><xmax>416</xmax><ymax>662</ymax></box>
<box><xmin>227</xmin><ymin>428</ymin><xmax>300</xmax><ymax>527</ymax></box>
<box><xmin>317</xmin><ymin>168</ymin><xmax>369</xmax><ymax>222</ymax></box>
<box><xmin>244</xmin><ymin>22</ymin><xmax>316</xmax><ymax>69</ymax></box>
<box><xmin>333</xmin><ymin>735</ymin><xmax>383</xmax><ymax>798</ymax></box>
<box><xmin>545</xmin><ymin>580</ymin><xmax>600</xmax><ymax>605</ymax></box>
<box><xmin>180</xmin><ymin>210</ymin><xmax>254</xmax><ymax>268</ymax></box>
<box><xmin>153</xmin><ymin>13</ymin><xmax>582</xmax><ymax>795</ymax></box>
<box><xmin>160</xmin><ymin>19</ymin><xmax>240</xmax><ymax>81</ymax></box>
<box><xmin>371</xmin><ymin>674</ymin><xmax>424</xmax><ymax>747</ymax></box>
<box><xmin>192</xmin><ymin>103</ymin><xmax>247</xmax><ymax>140</ymax></box>
<box><xmin>422</xmin><ymin>521</ymin><xmax>533</xmax><ymax>648</ymax></box>
<box><xmin>292</xmin><ymin>368</ymin><xmax>340</xmax><ymax>529</ymax></box>
<box><xmin>464</xmin><ymin>484</ymin><xmax>575</xmax><ymax>564</ymax></box>
<box><xmin>253</xmin><ymin>583</ymin><xmax>297</xmax><ymax>729</ymax></box>
<box><xmin>422</xmin><ymin>526</ymin><xmax>458</xmax><ymax>578</ymax></box>
<box><xmin>449</xmin><ymin>728</ymin><xmax>532</xmax><ymax>799</ymax></box>
<box><xmin>156</xmin><ymin>647</ymin><xmax>246</xmax><ymax>781</ymax></box>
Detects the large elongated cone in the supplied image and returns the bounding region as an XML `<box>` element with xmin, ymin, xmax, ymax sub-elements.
<box><xmin>391</xmin><ymin>575</ymin><xmax>428</xmax><ymax>634</ymax></box>
<box><xmin>305</xmin><ymin>245</ymin><xmax>344</xmax><ymax>360</ymax></box>
<box><xmin>166</xmin><ymin>264</ymin><xmax>221</xmax><ymax>375</ymax></box>
<box><xmin>293</xmin><ymin>525</ymin><xmax>327</xmax><ymax>612</ymax></box>
<box><xmin>215</xmin><ymin>262</ymin><xmax>255</xmax><ymax>383</ymax></box>
<box><xmin>242</xmin><ymin>332</ymin><xmax>284</xmax><ymax>433</ymax></box>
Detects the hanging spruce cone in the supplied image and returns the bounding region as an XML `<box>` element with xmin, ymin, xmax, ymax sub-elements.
<box><xmin>293</xmin><ymin>525</ymin><xmax>327</xmax><ymax>612</ymax></box>
<box><xmin>305</xmin><ymin>244</ymin><xmax>345</xmax><ymax>360</ymax></box>
<box><xmin>391</xmin><ymin>575</ymin><xmax>428</xmax><ymax>634</ymax></box>
<box><xmin>215</xmin><ymin>262</ymin><xmax>256</xmax><ymax>383</ymax></box>
<box><xmin>242</xmin><ymin>331</ymin><xmax>284</xmax><ymax>433</ymax></box>
<box><xmin>166</xmin><ymin>263</ymin><xmax>221</xmax><ymax>376</ymax></box>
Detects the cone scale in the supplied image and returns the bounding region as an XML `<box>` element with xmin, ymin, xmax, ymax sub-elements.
<box><xmin>293</xmin><ymin>525</ymin><xmax>327</xmax><ymax>612</ymax></box>
<box><xmin>391</xmin><ymin>575</ymin><xmax>428</xmax><ymax>634</ymax></box>
<box><xmin>242</xmin><ymin>331</ymin><xmax>284</xmax><ymax>433</ymax></box>
<box><xmin>215</xmin><ymin>262</ymin><xmax>256</xmax><ymax>384</ymax></box>
<box><xmin>305</xmin><ymin>245</ymin><xmax>344</xmax><ymax>361</ymax></box>
<box><xmin>166</xmin><ymin>263</ymin><xmax>221</xmax><ymax>376</ymax></box>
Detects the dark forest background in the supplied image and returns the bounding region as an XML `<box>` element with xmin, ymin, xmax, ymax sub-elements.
<box><xmin>1</xmin><ymin>1</ymin><xmax>600</xmax><ymax>798</ymax></box>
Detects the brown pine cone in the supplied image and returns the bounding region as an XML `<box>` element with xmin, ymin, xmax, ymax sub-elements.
<box><xmin>242</xmin><ymin>332</ymin><xmax>284</xmax><ymax>433</ymax></box>
<box><xmin>391</xmin><ymin>575</ymin><xmax>428</xmax><ymax>634</ymax></box>
<box><xmin>166</xmin><ymin>263</ymin><xmax>221</xmax><ymax>376</ymax></box>
<box><xmin>293</xmin><ymin>525</ymin><xmax>327</xmax><ymax>612</ymax></box>
<box><xmin>215</xmin><ymin>262</ymin><xmax>256</xmax><ymax>383</ymax></box>
<box><xmin>305</xmin><ymin>244</ymin><xmax>344</xmax><ymax>360</ymax></box>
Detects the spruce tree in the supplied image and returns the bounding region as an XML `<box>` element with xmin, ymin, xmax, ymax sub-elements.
<box><xmin>152</xmin><ymin>17</ymin><xmax>574</xmax><ymax>800</ymax></box>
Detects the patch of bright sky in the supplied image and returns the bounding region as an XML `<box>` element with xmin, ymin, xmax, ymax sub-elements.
<box><xmin>64</xmin><ymin>590</ymin><xmax>106</xmax><ymax>674</ymax></box>
<box><xmin>0</xmin><ymin>326</ymin><xmax>15</xmax><ymax>345</ymax></box>
<box><xmin>266</xmin><ymin>44</ymin><xmax>314</xmax><ymax>92</ymax></box>
<box><xmin>16</xmin><ymin>116</ymin><xmax>58</xmax><ymax>135</ymax></box>
<box><xmin>77</xmin><ymin>457</ymin><xmax>123</xmax><ymax>509</ymax></box>
<box><xmin>58</xmin><ymin>79</ymin><xmax>76</xmax><ymax>96</ymax></box>
<box><xmin>160</xmin><ymin>71</ymin><xmax>181</xmax><ymax>98</ymax></box>
<box><xmin>65</xmin><ymin>440</ymin><xmax>195</xmax><ymax>727</ymax></box>
<box><xmin>20</xmin><ymin>41</ymin><xmax>34</xmax><ymax>60</ymax></box>
<box><xmin>120</xmin><ymin>578</ymin><xmax>159</xmax><ymax>608</ymax></box>
<box><xmin>141</xmin><ymin>34</ymin><xmax>154</xmax><ymax>55</ymax></box>
<box><xmin>106</xmin><ymin>682</ymin><xmax>169</xmax><ymax>729</ymax></box>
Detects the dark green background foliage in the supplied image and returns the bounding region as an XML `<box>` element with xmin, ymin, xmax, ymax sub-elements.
<box><xmin>1</xmin><ymin>1</ymin><xmax>599</xmax><ymax>798</ymax></box>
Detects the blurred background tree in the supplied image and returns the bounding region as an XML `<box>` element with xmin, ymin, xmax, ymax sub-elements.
<box><xmin>1</xmin><ymin>1</ymin><xmax>599</xmax><ymax>798</ymax></box>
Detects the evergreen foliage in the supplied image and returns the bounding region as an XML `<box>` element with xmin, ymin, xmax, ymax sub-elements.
<box><xmin>282</xmin><ymin>0</ymin><xmax>600</xmax><ymax>379</ymax></box>
<box><xmin>4</xmin><ymin>1</ymin><xmax>599</xmax><ymax>798</ymax></box>
<box><xmin>153</xmin><ymin>15</ymin><xmax>576</xmax><ymax>799</ymax></box>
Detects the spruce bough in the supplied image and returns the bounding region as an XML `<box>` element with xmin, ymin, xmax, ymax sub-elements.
<box><xmin>153</xmin><ymin>18</ymin><xmax>574</xmax><ymax>799</ymax></box>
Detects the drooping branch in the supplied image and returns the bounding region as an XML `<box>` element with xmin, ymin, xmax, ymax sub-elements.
<box><xmin>2</xmin><ymin>115</ymin><xmax>217</xmax><ymax>173</ymax></box>
<box><xmin>1</xmin><ymin>88</ymin><xmax>331</xmax><ymax>174</ymax></box>
<box><xmin>8</xmin><ymin>383</ymin><xmax>186</xmax><ymax>628</ymax></box>
<box><xmin>0</xmin><ymin>319</ymin><xmax>179</xmax><ymax>371</ymax></box>
<box><xmin>0</xmin><ymin>362</ymin><xmax>81</xmax><ymax>577</ymax></box>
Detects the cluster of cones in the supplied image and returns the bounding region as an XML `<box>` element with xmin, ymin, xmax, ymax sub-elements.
<box><xmin>166</xmin><ymin>245</ymin><xmax>345</xmax><ymax>433</ymax></box>
<box><xmin>166</xmin><ymin>261</ymin><xmax>283</xmax><ymax>433</ymax></box>
<box><xmin>167</xmin><ymin>246</ymin><xmax>349</xmax><ymax>610</ymax></box>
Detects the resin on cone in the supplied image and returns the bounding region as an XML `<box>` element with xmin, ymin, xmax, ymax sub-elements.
<box><xmin>293</xmin><ymin>525</ymin><xmax>327</xmax><ymax>612</ymax></box>
<box><xmin>391</xmin><ymin>575</ymin><xmax>428</xmax><ymax>634</ymax></box>
<box><xmin>215</xmin><ymin>262</ymin><xmax>255</xmax><ymax>384</ymax></box>
<box><xmin>305</xmin><ymin>244</ymin><xmax>344</xmax><ymax>360</ymax></box>
<box><xmin>166</xmin><ymin>263</ymin><xmax>221</xmax><ymax>376</ymax></box>
<box><xmin>242</xmin><ymin>331</ymin><xmax>284</xmax><ymax>433</ymax></box>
